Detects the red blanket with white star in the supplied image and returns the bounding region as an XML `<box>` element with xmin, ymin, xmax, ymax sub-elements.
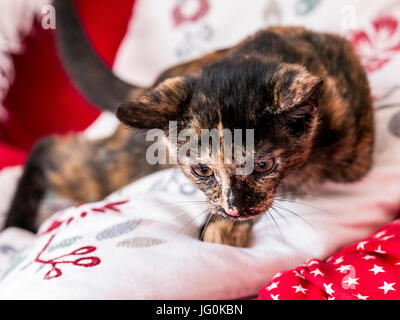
<box><xmin>258</xmin><ymin>219</ymin><xmax>400</xmax><ymax>300</ymax></box>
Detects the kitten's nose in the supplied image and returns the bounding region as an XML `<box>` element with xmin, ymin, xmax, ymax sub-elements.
<box><xmin>225</xmin><ymin>209</ymin><xmax>240</xmax><ymax>217</ymax></box>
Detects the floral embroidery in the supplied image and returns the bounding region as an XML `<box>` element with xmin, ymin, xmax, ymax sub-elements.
<box><xmin>47</xmin><ymin>236</ymin><xmax>83</xmax><ymax>253</ymax></box>
<box><xmin>96</xmin><ymin>219</ymin><xmax>140</xmax><ymax>241</ymax></box>
<box><xmin>35</xmin><ymin>234</ymin><xmax>100</xmax><ymax>280</ymax></box>
<box><xmin>117</xmin><ymin>237</ymin><xmax>167</xmax><ymax>248</ymax></box>
<box><xmin>172</xmin><ymin>0</ymin><xmax>210</xmax><ymax>26</ymax></box>
<box><xmin>350</xmin><ymin>15</ymin><xmax>400</xmax><ymax>73</ymax></box>
<box><xmin>39</xmin><ymin>200</ymin><xmax>129</xmax><ymax>236</ymax></box>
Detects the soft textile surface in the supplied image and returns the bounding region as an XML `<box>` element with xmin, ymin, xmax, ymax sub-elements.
<box><xmin>258</xmin><ymin>219</ymin><xmax>400</xmax><ymax>300</ymax></box>
<box><xmin>0</xmin><ymin>95</ymin><xmax>399</xmax><ymax>298</ymax></box>
<box><xmin>0</xmin><ymin>0</ymin><xmax>400</xmax><ymax>299</ymax></box>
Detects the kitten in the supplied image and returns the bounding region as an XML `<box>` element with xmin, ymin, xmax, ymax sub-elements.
<box><xmin>4</xmin><ymin>1</ymin><xmax>374</xmax><ymax>247</ymax></box>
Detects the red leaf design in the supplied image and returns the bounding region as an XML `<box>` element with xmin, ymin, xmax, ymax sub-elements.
<box><xmin>172</xmin><ymin>0</ymin><xmax>210</xmax><ymax>26</ymax></box>
<box><xmin>350</xmin><ymin>15</ymin><xmax>400</xmax><ymax>73</ymax></box>
<box><xmin>373</xmin><ymin>16</ymin><xmax>398</xmax><ymax>38</ymax></box>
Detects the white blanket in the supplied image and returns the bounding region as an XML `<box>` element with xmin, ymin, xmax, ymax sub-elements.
<box><xmin>0</xmin><ymin>0</ymin><xmax>400</xmax><ymax>299</ymax></box>
<box><xmin>0</xmin><ymin>97</ymin><xmax>399</xmax><ymax>299</ymax></box>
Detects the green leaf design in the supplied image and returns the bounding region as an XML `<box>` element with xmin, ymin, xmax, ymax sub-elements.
<box><xmin>47</xmin><ymin>236</ymin><xmax>82</xmax><ymax>252</ymax></box>
<box><xmin>1</xmin><ymin>253</ymin><xmax>27</xmax><ymax>281</ymax></box>
<box><xmin>117</xmin><ymin>237</ymin><xmax>167</xmax><ymax>248</ymax></box>
<box><xmin>295</xmin><ymin>0</ymin><xmax>322</xmax><ymax>15</ymax></box>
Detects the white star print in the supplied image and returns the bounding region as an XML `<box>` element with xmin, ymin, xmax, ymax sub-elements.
<box><xmin>310</xmin><ymin>268</ymin><xmax>324</xmax><ymax>277</ymax></box>
<box><xmin>270</xmin><ymin>294</ymin><xmax>280</xmax><ymax>300</ymax></box>
<box><xmin>307</xmin><ymin>260</ymin><xmax>319</xmax><ymax>266</ymax></box>
<box><xmin>357</xmin><ymin>241</ymin><xmax>368</xmax><ymax>250</ymax></box>
<box><xmin>336</xmin><ymin>265</ymin><xmax>352</xmax><ymax>273</ymax></box>
<box><xmin>333</xmin><ymin>257</ymin><xmax>344</xmax><ymax>265</ymax></box>
<box><xmin>369</xmin><ymin>264</ymin><xmax>385</xmax><ymax>275</ymax></box>
<box><xmin>292</xmin><ymin>284</ymin><xmax>308</xmax><ymax>294</ymax></box>
<box><xmin>378</xmin><ymin>282</ymin><xmax>395</xmax><ymax>295</ymax></box>
<box><xmin>362</xmin><ymin>255</ymin><xmax>376</xmax><ymax>261</ymax></box>
<box><xmin>327</xmin><ymin>296</ymin><xmax>335</xmax><ymax>300</ymax></box>
<box><xmin>323</xmin><ymin>283</ymin><xmax>335</xmax><ymax>295</ymax></box>
<box><xmin>382</xmin><ymin>235</ymin><xmax>395</xmax><ymax>241</ymax></box>
<box><xmin>272</xmin><ymin>272</ymin><xmax>282</xmax><ymax>279</ymax></box>
<box><xmin>374</xmin><ymin>231</ymin><xmax>386</xmax><ymax>238</ymax></box>
<box><xmin>343</xmin><ymin>276</ymin><xmax>359</xmax><ymax>287</ymax></box>
<box><xmin>375</xmin><ymin>245</ymin><xmax>386</xmax><ymax>254</ymax></box>
<box><xmin>353</xmin><ymin>293</ymin><xmax>369</xmax><ymax>300</ymax></box>
<box><xmin>293</xmin><ymin>270</ymin><xmax>305</xmax><ymax>280</ymax></box>
<box><xmin>266</xmin><ymin>281</ymin><xmax>280</xmax><ymax>291</ymax></box>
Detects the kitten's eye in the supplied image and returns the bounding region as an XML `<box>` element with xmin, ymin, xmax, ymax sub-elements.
<box><xmin>192</xmin><ymin>165</ymin><xmax>214</xmax><ymax>178</ymax></box>
<box><xmin>254</xmin><ymin>159</ymin><xmax>276</xmax><ymax>174</ymax></box>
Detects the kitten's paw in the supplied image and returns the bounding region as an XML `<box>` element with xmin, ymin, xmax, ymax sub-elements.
<box><xmin>201</xmin><ymin>219</ymin><xmax>252</xmax><ymax>248</ymax></box>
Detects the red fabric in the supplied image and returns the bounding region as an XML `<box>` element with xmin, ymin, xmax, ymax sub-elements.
<box><xmin>258</xmin><ymin>219</ymin><xmax>400</xmax><ymax>300</ymax></box>
<box><xmin>0</xmin><ymin>141</ymin><xmax>27</xmax><ymax>168</ymax></box>
<box><xmin>0</xmin><ymin>0</ymin><xmax>136</xmax><ymax>169</ymax></box>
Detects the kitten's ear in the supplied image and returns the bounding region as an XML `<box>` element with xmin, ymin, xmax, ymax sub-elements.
<box><xmin>274</xmin><ymin>69</ymin><xmax>323</xmax><ymax>133</ymax></box>
<box><xmin>286</xmin><ymin>78</ymin><xmax>323</xmax><ymax>119</ymax></box>
<box><xmin>116</xmin><ymin>76</ymin><xmax>194</xmax><ymax>130</ymax></box>
<box><xmin>274</xmin><ymin>66</ymin><xmax>323</xmax><ymax>113</ymax></box>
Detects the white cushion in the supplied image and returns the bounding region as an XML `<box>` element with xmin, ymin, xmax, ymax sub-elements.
<box><xmin>1</xmin><ymin>0</ymin><xmax>400</xmax><ymax>299</ymax></box>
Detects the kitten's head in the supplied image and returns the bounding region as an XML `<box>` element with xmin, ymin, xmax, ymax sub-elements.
<box><xmin>117</xmin><ymin>57</ymin><xmax>323</xmax><ymax>220</ymax></box>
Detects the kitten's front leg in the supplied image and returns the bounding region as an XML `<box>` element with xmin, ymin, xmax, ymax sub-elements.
<box><xmin>200</xmin><ymin>214</ymin><xmax>255</xmax><ymax>247</ymax></box>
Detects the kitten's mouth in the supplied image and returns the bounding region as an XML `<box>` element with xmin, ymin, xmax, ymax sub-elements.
<box><xmin>219</xmin><ymin>208</ymin><xmax>264</xmax><ymax>221</ymax></box>
<box><xmin>232</xmin><ymin>213</ymin><xmax>260</xmax><ymax>221</ymax></box>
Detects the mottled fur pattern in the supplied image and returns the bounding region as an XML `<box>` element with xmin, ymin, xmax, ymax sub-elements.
<box><xmin>118</xmin><ymin>27</ymin><xmax>374</xmax><ymax>246</ymax></box>
<box><xmin>6</xmin><ymin>25</ymin><xmax>374</xmax><ymax>248</ymax></box>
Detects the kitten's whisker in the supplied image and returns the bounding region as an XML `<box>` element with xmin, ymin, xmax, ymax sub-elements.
<box><xmin>145</xmin><ymin>201</ymin><xmax>208</xmax><ymax>210</ymax></box>
<box><xmin>375</xmin><ymin>102</ymin><xmax>400</xmax><ymax>111</ymax></box>
<box><xmin>265</xmin><ymin>209</ymin><xmax>286</xmax><ymax>244</ymax></box>
<box><xmin>271</xmin><ymin>206</ymin><xmax>297</xmax><ymax>233</ymax></box>
<box><xmin>375</xmin><ymin>85</ymin><xmax>400</xmax><ymax>103</ymax></box>
<box><xmin>274</xmin><ymin>198</ymin><xmax>337</xmax><ymax>219</ymax></box>
<box><xmin>162</xmin><ymin>209</ymin><xmax>209</xmax><ymax>261</ymax></box>
<box><xmin>270</xmin><ymin>205</ymin><xmax>311</xmax><ymax>247</ymax></box>
<box><xmin>169</xmin><ymin>209</ymin><xmax>209</xmax><ymax>245</ymax></box>
<box><xmin>199</xmin><ymin>213</ymin><xmax>213</xmax><ymax>242</ymax></box>
<box><xmin>272</xmin><ymin>202</ymin><xmax>324</xmax><ymax>238</ymax></box>
<box><xmin>146</xmin><ymin>199</ymin><xmax>208</xmax><ymax>206</ymax></box>
<box><xmin>276</xmin><ymin>191</ymin><xmax>342</xmax><ymax>203</ymax></box>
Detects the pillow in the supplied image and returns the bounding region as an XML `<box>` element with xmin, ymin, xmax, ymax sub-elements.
<box><xmin>258</xmin><ymin>218</ymin><xmax>400</xmax><ymax>300</ymax></box>
<box><xmin>1</xmin><ymin>0</ymin><xmax>400</xmax><ymax>300</ymax></box>
<box><xmin>0</xmin><ymin>96</ymin><xmax>399</xmax><ymax>299</ymax></box>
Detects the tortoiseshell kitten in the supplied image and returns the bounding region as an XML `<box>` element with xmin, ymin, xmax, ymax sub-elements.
<box><xmin>4</xmin><ymin>1</ymin><xmax>374</xmax><ymax>247</ymax></box>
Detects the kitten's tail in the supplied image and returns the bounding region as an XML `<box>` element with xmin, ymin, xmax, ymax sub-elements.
<box><xmin>54</xmin><ymin>0</ymin><xmax>142</xmax><ymax>112</ymax></box>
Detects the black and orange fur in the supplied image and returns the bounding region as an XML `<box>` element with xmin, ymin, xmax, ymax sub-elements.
<box><xmin>5</xmin><ymin>2</ymin><xmax>374</xmax><ymax>248</ymax></box>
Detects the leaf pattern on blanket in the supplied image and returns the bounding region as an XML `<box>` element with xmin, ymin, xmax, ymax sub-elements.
<box><xmin>295</xmin><ymin>0</ymin><xmax>322</xmax><ymax>15</ymax></box>
<box><xmin>1</xmin><ymin>253</ymin><xmax>27</xmax><ymax>281</ymax></box>
<box><xmin>0</xmin><ymin>245</ymin><xmax>16</xmax><ymax>255</ymax></box>
<box><xmin>117</xmin><ymin>237</ymin><xmax>167</xmax><ymax>248</ymax></box>
<box><xmin>96</xmin><ymin>219</ymin><xmax>140</xmax><ymax>241</ymax></box>
<box><xmin>390</xmin><ymin>111</ymin><xmax>400</xmax><ymax>137</ymax></box>
<box><xmin>47</xmin><ymin>236</ymin><xmax>82</xmax><ymax>252</ymax></box>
